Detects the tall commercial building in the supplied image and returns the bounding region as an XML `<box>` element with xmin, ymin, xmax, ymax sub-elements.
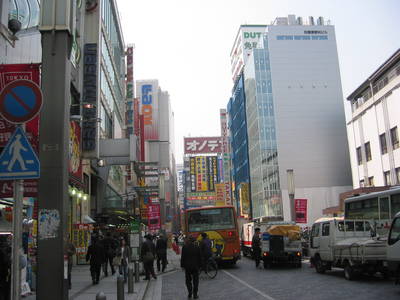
<box><xmin>227</xmin><ymin>75</ymin><xmax>251</xmax><ymax>218</ymax></box>
<box><xmin>136</xmin><ymin>80</ymin><xmax>176</xmax><ymax>232</ymax></box>
<box><xmin>347</xmin><ymin>49</ymin><xmax>400</xmax><ymax>188</ymax></box>
<box><xmin>230</xmin><ymin>15</ymin><xmax>352</xmax><ymax>224</ymax></box>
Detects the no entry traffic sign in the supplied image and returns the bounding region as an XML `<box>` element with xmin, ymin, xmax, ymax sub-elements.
<box><xmin>0</xmin><ymin>79</ymin><xmax>42</xmax><ymax>124</ymax></box>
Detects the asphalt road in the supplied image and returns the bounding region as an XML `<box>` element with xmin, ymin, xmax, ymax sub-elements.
<box><xmin>161</xmin><ymin>256</ymin><xmax>400</xmax><ymax>300</ymax></box>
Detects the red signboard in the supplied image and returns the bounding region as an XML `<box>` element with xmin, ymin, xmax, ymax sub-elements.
<box><xmin>184</xmin><ymin>137</ymin><xmax>222</xmax><ymax>154</ymax></box>
<box><xmin>295</xmin><ymin>199</ymin><xmax>307</xmax><ymax>223</ymax></box>
<box><xmin>0</xmin><ymin>64</ymin><xmax>40</xmax><ymax>197</ymax></box>
<box><xmin>148</xmin><ymin>204</ymin><xmax>161</xmax><ymax>231</ymax></box>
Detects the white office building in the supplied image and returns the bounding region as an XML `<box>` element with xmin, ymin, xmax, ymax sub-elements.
<box><xmin>346</xmin><ymin>49</ymin><xmax>400</xmax><ymax>189</ymax></box>
<box><xmin>241</xmin><ymin>15</ymin><xmax>352</xmax><ymax>225</ymax></box>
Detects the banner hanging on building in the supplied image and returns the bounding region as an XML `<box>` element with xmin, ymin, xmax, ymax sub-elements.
<box><xmin>184</xmin><ymin>137</ymin><xmax>222</xmax><ymax>154</ymax></box>
<box><xmin>295</xmin><ymin>199</ymin><xmax>307</xmax><ymax>223</ymax></box>
<box><xmin>69</xmin><ymin>121</ymin><xmax>83</xmax><ymax>183</ymax></box>
<box><xmin>137</xmin><ymin>80</ymin><xmax>159</xmax><ymax>140</ymax></box>
<box><xmin>148</xmin><ymin>204</ymin><xmax>161</xmax><ymax>231</ymax></box>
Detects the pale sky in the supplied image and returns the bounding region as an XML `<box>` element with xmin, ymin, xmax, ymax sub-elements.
<box><xmin>118</xmin><ymin>0</ymin><xmax>400</xmax><ymax>164</ymax></box>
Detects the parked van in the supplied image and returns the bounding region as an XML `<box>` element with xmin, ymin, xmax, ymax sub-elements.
<box><xmin>309</xmin><ymin>217</ymin><xmax>388</xmax><ymax>280</ymax></box>
<box><xmin>387</xmin><ymin>212</ymin><xmax>400</xmax><ymax>284</ymax></box>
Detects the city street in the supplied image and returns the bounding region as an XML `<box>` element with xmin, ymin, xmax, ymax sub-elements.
<box><xmin>161</xmin><ymin>257</ymin><xmax>400</xmax><ymax>300</ymax></box>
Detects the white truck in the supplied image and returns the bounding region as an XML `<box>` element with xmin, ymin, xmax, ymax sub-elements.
<box><xmin>309</xmin><ymin>217</ymin><xmax>388</xmax><ymax>280</ymax></box>
<box><xmin>260</xmin><ymin>222</ymin><xmax>302</xmax><ymax>268</ymax></box>
<box><xmin>241</xmin><ymin>222</ymin><xmax>254</xmax><ymax>257</ymax></box>
<box><xmin>387</xmin><ymin>211</ymin><xmax>400</xmax><ymax>284</ymax></box>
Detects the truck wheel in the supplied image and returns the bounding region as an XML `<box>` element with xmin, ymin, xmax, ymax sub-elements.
<box><xmin>315</xmin><ymin>256</ymin><xmax>325</xmax><ymax>274</ymax></box>
<box><xmin>344</xmin><ymin>263</ymin><xmax>356</xmax><ymax>280</ymax></box>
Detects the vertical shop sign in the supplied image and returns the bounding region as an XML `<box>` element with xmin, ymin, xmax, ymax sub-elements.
<box><xmin>82</xmin><ymin>43</ymin><xmax>98</xmax><ymax>152</ymax></box>
<box><xmin>295</xmin><ymin>199</ymin><xmax>307</xmax><ymax>223</ymax></box>
<box><xmin>239</xmin><ymin>183</ymin><xmax>250</xmax><ymax>216</ymax></box>
<box><xmin>190</xmin><ymin>157</ymin><xmax>196</xmax><ymax>192</ymax></box>
<box><xmin>69</xmin><ymin>121</ymin><xmax>82</xmax><ymax>182</ymax></box>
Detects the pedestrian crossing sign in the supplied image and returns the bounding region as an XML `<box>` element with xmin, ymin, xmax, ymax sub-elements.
<box><xmin>0</xmin><ymin>126</ymin><xmax>40</xmax><ymax>180</ymax></box>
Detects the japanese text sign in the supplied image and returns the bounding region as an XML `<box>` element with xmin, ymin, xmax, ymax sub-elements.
<box><xmin>184</xmin><ymin>137</ymin><xmax>222</xmax><ymax>154</ymax></box>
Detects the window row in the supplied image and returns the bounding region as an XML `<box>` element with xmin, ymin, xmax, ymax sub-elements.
<box><xmin>380</xmin><ymin>126</ymin><xmax>399</xmax><ymax>154</ymax></box>
<box><xmin>356</xmin><ymin>126</ymin><xmax>399</xmax><ymax>165</ymax></box>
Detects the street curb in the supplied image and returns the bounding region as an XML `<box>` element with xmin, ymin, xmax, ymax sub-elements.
<box><xmin>138</xmin><ymin>267</ymin><xmax>178</xmax><ymax>300</ymax></box>
<box><xmin>137</xmin><ymin>279</ymin><xmax>150</xmax><ymax>300</ymax></box>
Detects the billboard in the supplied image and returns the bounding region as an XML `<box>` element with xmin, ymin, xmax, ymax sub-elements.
<box><xmin>230</xmin><ymin>26</ymin><xmax>267</xmax><ymax>81</ymax></box>
<box><xmin>195</xmin><ymin>156</ymin><xmax>208</xmax><ymax>191</ymax></box>
<box><xmin>189</xmin><ymin>157</ymin><xmax>196</xmax><ymax>192</ymax></box>
<box><xmin>215</xmin><ymin>183</ymin><xmax>225</xmax><ymax>206</ymax></box>
<box><xmin>239</xmin><ymin>183</ymin><xmax>250</xmax><ymax>216</ymax></box>
<box><xmin>82</xmin><ymin>43</ymin><xmax>98</xmax><ymax>153</ymax></box>
<box><xmin>295</xmin><ymin>199</ymin><xmax>307</xmax><ymax>223</ymax></box>
<box><xmin>184</xmin><ymin>137</ymin><xmax>222</xmax><ymax>154</ymax></box>
<box><xmin>148</xmin><ymin>204</ymin><xmax>161</xmax><ymax>231</ymax></box>
<box><xmin>137</xmin><ymin>80</ymin><xmax>159</xmax><ymax>140</ymax></box>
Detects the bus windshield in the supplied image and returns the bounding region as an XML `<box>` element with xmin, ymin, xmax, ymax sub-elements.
<box><xmin>187</xmin><ymin>208</ymin><xmax>234</xmax><ymax>232</ymax></box>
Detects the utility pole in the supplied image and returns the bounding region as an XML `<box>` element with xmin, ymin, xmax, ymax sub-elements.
<box><xmin>37</xmin><ymin>1</ymin><xmax>73</xmax><ymax>299</ymax></box>
<box><xmin>287</xmin><ymin>169</ymin><xmax>296</xmax><ymax>223</ymax></box>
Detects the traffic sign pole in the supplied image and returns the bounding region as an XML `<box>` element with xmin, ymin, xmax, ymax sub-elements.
<box><xmin>11</xmin><ymin>179</ymin><xmax>23</xmax><ymax>300</ymax></box>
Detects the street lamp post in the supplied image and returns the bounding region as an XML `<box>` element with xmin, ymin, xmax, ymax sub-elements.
<box><xmin>287</xmin><ymin>169</ymin><xmax>296</xmax><ymax>223</ymax></box>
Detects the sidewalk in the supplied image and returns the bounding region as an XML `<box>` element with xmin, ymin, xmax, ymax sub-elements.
<box><xmin>23</xmin><ymin>247</ymin><xmax>181</xmax><ymax>300</ymax></box>
<box><xmin>68</xmin><ymin>264</ymin><xmax>147</xmax><ymax>300</ymax></box>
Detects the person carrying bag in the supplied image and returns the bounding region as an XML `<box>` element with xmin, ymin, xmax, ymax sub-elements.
<box><xmin>141</xmin><ymin>234</ymin><xmax>157</xmax><ymax>280</ymax></box>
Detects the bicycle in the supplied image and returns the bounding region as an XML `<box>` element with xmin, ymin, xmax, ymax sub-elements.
<box><xmin>199</xmin><ymin>256</ymin><xmax>218</xmax><ymax>279</ymax></box>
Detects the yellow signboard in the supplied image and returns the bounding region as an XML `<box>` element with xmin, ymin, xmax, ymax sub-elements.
<box><xmin>239</xmin><ymin>183</ymin><xmax>250</xmax><ymax>216</ymax></box>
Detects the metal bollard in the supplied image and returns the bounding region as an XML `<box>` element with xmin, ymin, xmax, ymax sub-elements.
<box><xmin>128</xmin><ymin>267</ymin><xmax>134</xmax><ymax>294</ymax></box>
<box><xmin>134</xmin><ymin>260</ymin><xmax>140</xmax><ymax>282</ymax></box>
<box><xmin>117</xmin><ymin>275</ymin><xmax>125</xmax><ymax>300</ymax></box>
<box><xmin>96</xmin><ymin>291</ymin><xmax>107</xmax><ymax>300</ymax></box>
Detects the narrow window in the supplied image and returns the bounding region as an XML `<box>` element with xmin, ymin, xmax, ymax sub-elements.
<box><xmin>380</xmin><ymin>133</ymin><xmax>387</xmax><ymax>154</ymax></box>
<box><xmin>368</xmin><ymin>176</ymin><xmax>374</xmax><ymax>187</ymax></box>
<box><xmin>356</xmin><ymin>147</ymin><xmax>362</xmax><ymax>165</ymax></box>
<box><xmin>384</xmin><ymin>171</ymin><xmax>391</xmax><ymax>186</ymax></box>
<box><xmin>391</xmin><ymin>127</ymin><xmax>399</xmax><ymax>149</ymax></box>
<box><xmin>365</xmin><ymin>142</ymin><xmax>372</xmax><ymax>161</ymax></box>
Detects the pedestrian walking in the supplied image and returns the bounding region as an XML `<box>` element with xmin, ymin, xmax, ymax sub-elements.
<box><xmin>141</xmin><ymin>234</ymin><xmax>157</xmax><ymax>280</ymax></box>
<box><xmin>102</xmin><ymin>232</ymin><xmax>117</xmax><ymax>276</ymax></box>
<box><xmin>252</xmin><ymin>227</ymin><xmax>262</xmax><ymax>268</ymax></box>
<box><xmin>86</xmin><ymin>237</ymin><xmax>106</xmax><ymax>285</ymax></box>
<box><xmin>181</xmin><ymin>235</ymin><xmax>202</xmax><ymax>299</ymax></box>
<box><xmin>116</xmin><ymin>238</ymin><xmax>131</xmax><ymax>282</ymax></box>
<box><xmin>156</xmin><ymin>233</ymin><xmax>168</xmax><ymax>273</ymax></box>
<box><xmin>64</xmin><ymin>235</ymin><xmax>76</xmax><ymax>289</ymax></box>
<box><xmin>199</xmin><ymin>232</ymin><xmax>212</xmax><ymax>270</ymax></box>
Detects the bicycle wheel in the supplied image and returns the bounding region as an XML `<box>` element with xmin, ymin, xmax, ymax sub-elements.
<box><xmin>205</xmin><ymin>260</ymin><xmax>218</xmax><ymax>279</ymax></box>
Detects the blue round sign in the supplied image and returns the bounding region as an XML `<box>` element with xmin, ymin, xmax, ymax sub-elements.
<box><xmin>0</xmin><ymin>79</ymin><xmax>42</xmax><ymax>124</ymax></box>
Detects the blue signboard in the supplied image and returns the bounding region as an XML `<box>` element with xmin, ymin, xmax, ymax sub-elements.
<box><xmin>0</xmin><ymin>126</ymin><xmax>40</xmax><ymax>180</ymax></box>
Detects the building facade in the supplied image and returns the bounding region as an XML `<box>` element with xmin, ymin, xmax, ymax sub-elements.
<box><xmin>346</xmin><ymin>49</ymin><xmax>400</xmax><ymax>188</ymax></box>
<box><xmin>136</xmin><ymin>80</ymin><xmax>176</xmax><ymax>232</ymax></box>
<box><xmin>227</xmin><ymin>74</ymin><xmax>251</xmax><ymax>217</ymax></box>
<box><xmin>237</xmin><ymin>15</ymin><xmax>352</xmax><ymax>224</ymax></box>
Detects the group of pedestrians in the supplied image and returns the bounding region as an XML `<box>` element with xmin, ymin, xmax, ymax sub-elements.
<box><xmin>83</xmin><ymin>232</ymin><xmax>131</xmax><ymax>285</ymax></box>
<box><xmin>140</xmin><ymin>233</ymin><xmax>169</xmax><ymax>280</ymax></box>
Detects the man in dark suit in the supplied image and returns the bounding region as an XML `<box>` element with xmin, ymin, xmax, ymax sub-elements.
<box><xmin>181</xmin><ymin>235</ymin><xmax>202</xmax><ymax>299</ymax></box>
<box><xmin>156</xmin><ymin>233</ymin><xmax>168</xmax><ymax>272</ymax></box>
<box><xmin>86</xmin><ymin>237</ymin><xmax>106</xmax><ymax>284</ymax></box>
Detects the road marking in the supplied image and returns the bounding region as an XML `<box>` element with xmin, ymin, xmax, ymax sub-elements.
<box><xmin>222</xmin><ymin>270</ymin><xmax>277</xmax><ymax>300</ymax></box>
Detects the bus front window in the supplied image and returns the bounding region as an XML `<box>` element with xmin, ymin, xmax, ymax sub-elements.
<box><xmin>187</xmin><ymin>208</ymin><xmax>234</xmax><ymax>232</ymax></box>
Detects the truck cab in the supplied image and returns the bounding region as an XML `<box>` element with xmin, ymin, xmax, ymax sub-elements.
<box><xmin>309</xmin><ymin>217</ymin><xmax>387</xmax><ymax>280</ymax></box>
<box><xmin>387</xmin><ymin>212</ymin><xmax>400</xmax><ymax>284</ymax></box>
